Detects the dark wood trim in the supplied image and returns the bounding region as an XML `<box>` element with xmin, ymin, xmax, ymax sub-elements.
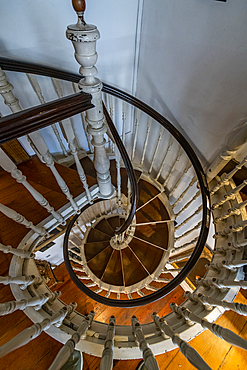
<box><xmin>0</xmin><ymin>57</ymin><xmax>81</xmax><ymax>83</ymax></box>
<box><xmin>0</xmin><ymin>92</ymin><xmax>93</xmax><ymax>144</ymax></box>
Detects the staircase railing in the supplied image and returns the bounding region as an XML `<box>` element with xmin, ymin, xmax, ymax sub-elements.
<box><xmin>0</xmin><ymin>56</ymin><xmax>247</xmax><ymax>370</ymax></box>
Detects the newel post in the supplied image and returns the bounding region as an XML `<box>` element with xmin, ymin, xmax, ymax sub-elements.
<box><xmin>66</xmin><ymin>0</ymin><xmax>114</xmax><ymax>198</ymax></box>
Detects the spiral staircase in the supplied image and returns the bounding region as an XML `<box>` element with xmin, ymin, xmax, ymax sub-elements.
<box><xmin>0</xmin><ymin>2</ymin><xmax>247</xmax><ymax>370</ymax></box>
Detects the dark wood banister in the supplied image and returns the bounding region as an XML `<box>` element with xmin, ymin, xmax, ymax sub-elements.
<box><xmin>0</xmin><ymin>92</ymin><xmax>94</xmax><ymax>144</ymax></box>
<box><xmin>0</xmin><ymin>58</ymin><xmax>210</xmax><ymax>306</ymax></box>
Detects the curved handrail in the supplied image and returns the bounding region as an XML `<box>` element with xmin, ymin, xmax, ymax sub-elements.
<box><xmin>103</xmin><ymin>103</ymin><xmax>139</xmax><ymax>234</ymax></box>
<box><xmin>0</xmin><ymin>92</ymin><xmax>93</xmax><ymax>144</ymax></box>
<box><xmin>0</xmin><ymin>58</ymin><xmax>211</xmax><ymax>306</ymax></box>
<box><xmin>0</xmin><ymin>58</ymin><xmax>138</xmax><ymax>235</ymax></box>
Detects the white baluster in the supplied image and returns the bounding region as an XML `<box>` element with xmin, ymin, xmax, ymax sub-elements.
<box><xmin>0</xmin><ymin>68</ymin><xmax>22</xmax><ymax>113</ymax></box>
<box><xmin>163</xmin><ymin>147</ymin><xmax>183</xmax><ymax>188</ymax></box>
<box><xmin>207</xmin><ymin>121</ymin><xmax>247</xmax><ymax>181</ymax></box>
<box><xmin>0</xmin><ymin>306</ymin><xmax>68</xmax><ymax>359</ymax></box>
<box><xmin>214</xmin><ymin>220</ymin><xmax>247</xmax><ymax>238</ymax></box>
<box><xmin>169</xmin><ymin>252</ymin><xmax>193</xmax><ymax>264</ymax></box>
<box><xmin>222</xmin><ymin>259</ymin><xmax>247</xmax><ymax>271</ymax></box>
<box><xmin>132</xmin><ymin>109</ymin><xmax>141</xmax><ymax>161</ymax></box>
<box><xmin>132</xmin><ymin>316</ymin><xmax>159</xmax><ymax>370</ymax></box>
<box><xmin>214</xmin><ymin>199</ymin><xmax>247</xmax><ymax>223</ymax></box>
<box><xmin>100</xmin><ymin>316</ymin><xmax>115</xmax><ymax>370</ymax></box>
<box><xmin>210</xmin><ymin>155</ymin><xmax>247</xmax><ymax>195</ymax></box>
<box><xmin>141</xmin><ymin>117</ymin><xmax>152</xmax><ymax>167</ymax></box>
<box><xmin>154</xmin><ymin>131</ymin><xmax>171</xmax><ymax>180</ymax></box>
<box><xmin>171</xmin><ymin>303</ymin><xmax>247</xmax><ymax>350</ymax></box>
<box><xmin>210</xmin><ymin>278</ymin><xmax>247</xmax><ymax>290</ymax></box>
<box><xmin>48</xmin><ymin>311</ymin><xmax>94</xmax><ymax>370</ymax></box>
<box><xmin>66</xmin><ymin>8</ymin><xmax>114</xmax><ymax>198</ymax></box>
<box><xmin>0</xmin><ymin>293</ymin><xmax>52</xmax><ymax>316</ymax></box>
<box><xmin>122</xmin><ymin>101</ymin><xmax>126</xmax><ymax>146</ymax></box>
<box><xmin>27</xmin><ymin>74</ymin><xmax>68</xmax><ymax>157</ymax></box>
<box><xmin>0</xmin><ymin>203</ymin><xmax>46</xmax><ymax>236</ymax></box>
<box><xmin>29</xmin><ymin>131</ymin><xmax>79</xmax><ymax>212</ymax></box>
<box><xmin>175</xmin><ymin>189</ymin><xmax>200</xmax><ymax>217</ymax></box>
<box><xmin>152</xmin><ymin>313</ymin><xmax>212</xmax><ymax>370</ymax></box>
<box><xmin>0</xmin><ymin>148</ymin><xmax>65</xmax><ymax>224</ymax></box>
<box><xmin>52</xmin><ymin>78</ymin><xmax>93</xmax><ymax>203</ymax></box>
<box><xmin>172</xmin><ymin>237</ymin><xmax>199</xmax><ymax>253</ymax></box>
<box><xmin>169</xmin><ymin>162</ymin><xmax>192</xmax><ymax>198</ymax></box>
<box><xmin>185</xmin><ymin>292</ymin><xmax>247</xmax><ymax>316</ymax></box>
<box><xmin>172</xmin><ymin>176</ymin><xmax>197</xmax><ymax>208</ymax></box>
<box><xmin>176</xmin><ymin>204</ymin><xmax>203</xmax><ymax>230</ymax></box>
<box><xmin>213</xmin><ymin>242</ymin><xmax>243</xmax><ymax>255</ymax></box>
<box><xmin>212</xmin><ymin>180</ymin><xmax>247</xmax><ymax>209</ymax></box>
<box><xmin>0</xmin><ymin>243</ymin><xmax>34</xmax><ymax>258</ymax></box>
<box><xmin>114</xmin><ymin>144</ymin><xmax>122</xmax><ymax>207</ymax></box>
<box><xmin>175</xmin><ymin>221</ymin><xmax>202</xmax><ymax>242</ymax></box>
<box><xmin>0</xmin><ymin>275</ymin><xmax>46</xmax><ymax>290</ymax></box>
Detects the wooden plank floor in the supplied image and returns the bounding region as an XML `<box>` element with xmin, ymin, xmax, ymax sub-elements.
<box><xmin>0</xmin><ymin>156</ymin><xmax>246</xmax><ymax>369</ymax></box>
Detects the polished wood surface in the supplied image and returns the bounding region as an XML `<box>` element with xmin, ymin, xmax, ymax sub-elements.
<box><xmin>0</xmin><ymin>156</ymin><xmax>247</xmax><ymax>369</ymax></box>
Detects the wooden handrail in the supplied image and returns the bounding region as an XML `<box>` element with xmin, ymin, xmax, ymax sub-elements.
<box><xmin>0</xmin><ymin>92</ymin><xmax>93</xmax><ymax>144</ymax></box>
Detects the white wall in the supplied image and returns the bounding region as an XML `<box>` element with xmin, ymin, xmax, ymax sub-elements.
<box><xmin>0</xmin><ymin>0</ymin><xmax>140</xmax><ymax>93</ymax></box>
<box><xmin>135</xmin><ymin>0</ymin><xmax>247</xmax><ymax>167</ymax></box>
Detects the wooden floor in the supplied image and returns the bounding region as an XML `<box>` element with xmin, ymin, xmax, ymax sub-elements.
<box><xmin>0</xmin><ymin>156</ymin><xmax>247</xmax><ymax>369</ymax></box>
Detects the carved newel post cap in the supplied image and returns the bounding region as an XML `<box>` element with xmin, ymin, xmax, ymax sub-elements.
<box><xmin>72</xmin><ymin>0</ymin><xmax>86</xmax><ymax>13</ymax></box>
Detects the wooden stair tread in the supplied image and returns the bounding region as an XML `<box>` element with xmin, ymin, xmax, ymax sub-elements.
<box><xmin>87</xmin><ymin>228</ymin><xmax>111</xmax><ymax>243</ymax></box>
<box><xmin>128</xmin><ymin>238</ymin><xmax>164</xmax><ymax>275</ymax></box>
<box><xmin>84</xmin><ymin>241</ymin><xmax>110</xmax><ymax>262</ymax></box>
<box><xmin>94</xmin><ymin>218</ymin><xmax>115</xmax><ymax>237</ymax></box>
<box><xmin>87</xmin><ymin>246</ymin><xmax>113</xmax><ymax>279</ymax></box>
<box><xmin>121</xmin><ymin>247</ymin><xmax>148</xmax><ymax>286</ymax></box>
<box><xmin>101</xmin><ymin>250</ymin><xmax>123</xmax><ymax>286</ymax></box>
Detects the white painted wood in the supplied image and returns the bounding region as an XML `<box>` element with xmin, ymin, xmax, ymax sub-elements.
<box><xmin>172</xmin><ymin>176</ymin><xmax>197</xmax><ymax>208</ymax></box>
<box><xmin>100</xmin><ymin>316</ymin><xmax>115</xmax><ymax>370</ymax></box>
<box><xmin>27</xmin><ymin>74</ymin><xmax>68</xmax><ymax>157</ymax></box>
<box><xmin>175</xmin><ymin>221</ymin><xmax>202</xmax><ymax>242</ymax></box>
<box><xmin>0</xmin><ymin>68</ymin><xmax>22</xmax><ymax>113</ymax></box>
<box><xmin>140</xmin><ymin>116</ymin><xmax>152</xmax><ymax>166</ymax></box>
<box><xmin>154</xmin><ymin>133</ymin><xmax>172</xmax><ymax>180</ymax></box>
<box><xmin>212</xmin><ymin>179</ymin><xmax>247</xmax><ymax>210</ymax></box>
<box><xmin>0</xmin><ymin>148</ymin><xmax>65</xmax><ymax>224</ymax></box>
<box><xmin>169</xmin><ymin>162</ymin><xmax>192</xmax><ymax>198</ymax></box>
<box><xmin>207</xmin><ymin>122</ymin><xmax>247</xmax><ymax>180</ymax></box>
<box><xmin>214</xmin><ymin>199</ymin><xmax>247</xmax><ymax>223</ymax></box>
<box><xmin>0</xmin><ymin>307</ymin><xmax>68</xmax><ymax>359</ymax></box>
<box><xmin>114</xmin><ymin>144</ymin><xmax>122</xmax><ymax>207</ymax></box>
<box><xmin>29</xmin><ymin>131</ymin><xmax>79</xmax><ymax>212</ymax></box>
<box><xmin>185</xmin><ymin>292</ymin><xmax>247</xmax><ymax>316</ymax></box>
<box><xmin>176</xmin><ymin>205</ymin><xmax>203</xmax><ymax>230</ymax></box>
<box><xmin>0</xmin><ymin>202</ymin><xmax>46</xmax><ymax>236</ymax></box>
<box><xmin>175</xmin><ymin>189</ymin><xmax>200</xmax><ymax>217</ymax></box>
<box><xmin>214</xmin><ymin>220</ymin><xmax>247</xmax><ymax>238</ymax></box>
<box><xmin>152</xmin><ymin>313</ymin><xmax>212</xmax><ymax>370</ymax></box>
<box><xmin>210</xmin><ymin>155</ymin><xmax>247</xmax><ymax>196</ymax></box>
<box><xmin>163</xmin><ymin>147</ymin><xmax>183</xmax><ymax>188</ymax></box>
<box><xmin>48</xmin><ymin>311</ymin><xmax>94</xmax><ymax>370</ymax></box>
<box><xmin>132</xmin><ymin>109</ymin><xmax>141</xmax><ymax>161</ymax></box>
<box><xmin>66</xmin><ymin>12</ymin><xmax>113</xmax><ymax>198</ymax></box>
<box><xmin>0</xmin><ymin>293</ymin><xmax>52</xmax><ymax>315</ymax></box>
<box><xmin>171</xmin><ymin>303</ymin><xmax>247</xmax><ymax>350</ymax></box>
<box><xmin>0</xmin><ymin>243</ymin><xmax>34</xmax><ymax>258</ymax></box>
<box><xmin>0</xmin><ymin>275</ymin><xmax>46</xmax><ymax>290</ymax></box>
<box><xmin>132</xmin><ymin>316</ymin><xmax>159</xmax><ymax>370</ymax></box>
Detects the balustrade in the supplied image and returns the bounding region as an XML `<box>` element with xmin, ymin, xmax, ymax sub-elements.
<box><xmin>0</xmin><ymin>243</ymin><xmax>34</xmax><ymax>258</ymax></box>
<box><xmin>0</xmin><ymin>306</ymin><xmax>69</xmax><ymax>359</ymax></box>
<box><xmin>152</xmin><ymin>313</ymin><xmax>212</xmax><ymax>370</ymax></box>
<box><xmin>100</xmin><ymin>316</ymin><xmax>115</xmax><ymax>370</ymax></box>
<box><xmin>48</xmin><ymin>311</ymin><xmax>94</xmax><ymax>370</ymax></box>
<box><xmin>132</xmin><ymin>316</ymin><xmax>159</xmax><ymax>370</ymax></box>
<box><xmin>171</xmin><ymin>303</ymin><xmax>247</xmax><ymax>350</ymax></box>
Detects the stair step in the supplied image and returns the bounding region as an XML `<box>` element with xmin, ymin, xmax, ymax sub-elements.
<box><xmin>94</xmin><ymin>218</ymin><xmax>115</xmax><ymax>237</ymax></box>
<box><xmin>101</xmin><ymin>250</ymin><xmax>124</xmax><ymax>286</ymax></box>
<box><xmin>84</xmin><ymin>241</ymin><xmax>110</xmax><ymax>262</ymax></box>
<box><xmin>87</xmin><ymin>228</ymin><xmax>111</xmax><ymax>243</ymax></box>
<box><xmin>121</xmin><ymin>247</ymin><xmax>148</xmax><ymax>287</ymax></box>
<box><xmin>87</xmin><ymin>246</ymin><xmax>113</xmax><ymax>279</ymax></box>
